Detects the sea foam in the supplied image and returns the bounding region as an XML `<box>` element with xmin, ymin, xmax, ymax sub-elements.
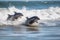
<box><xmin>0</xmin><ymin>6</ymin><xmax>60</xmax><ymax>25</ymax></box>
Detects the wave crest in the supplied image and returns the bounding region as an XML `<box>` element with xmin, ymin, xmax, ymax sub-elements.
<box><xmin>0</xmin><ymin>6</ymin><xmax>60</xmax><ymax>25</ymax></box>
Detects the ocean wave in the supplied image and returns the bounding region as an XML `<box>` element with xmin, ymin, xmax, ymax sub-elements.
<box><xmin>0</xmin><ymin>6</ymin><xmax>60</xmax><ymax>25</ymax></box>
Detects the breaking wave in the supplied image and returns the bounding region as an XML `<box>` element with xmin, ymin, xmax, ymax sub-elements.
<box><xmin>0</xmin><ymin>6</ymin><xmax>60</xmax><ymax>25</ymax></box>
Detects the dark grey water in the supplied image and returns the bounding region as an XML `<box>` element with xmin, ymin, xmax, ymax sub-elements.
<box><xmin>0</xmin><ymin>20</ymin><xmax>60</xmax><ymax>40</ymax></box>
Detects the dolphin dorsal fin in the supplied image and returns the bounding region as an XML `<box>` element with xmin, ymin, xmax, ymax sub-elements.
<box><xmin>26</xmin><ymin>17</ymin><xmax>29</xmax><ymax>19</ymax></box>
<box><xmin>8</xmin><ymin>14</ymin><xmax>11</xmax><ymax>16</ymax></box>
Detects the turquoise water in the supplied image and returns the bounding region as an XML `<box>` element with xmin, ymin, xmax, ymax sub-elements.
<box><xmin>0</xmin><ymin>1</ymin><xmax>60</xmax><ymax>9</ymax></box>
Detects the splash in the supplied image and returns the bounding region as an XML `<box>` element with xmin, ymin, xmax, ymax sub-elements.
<box><xmin>0</xmin><ymin>6</ymin><xmax>60</xmax><ymax>25</ymax></box>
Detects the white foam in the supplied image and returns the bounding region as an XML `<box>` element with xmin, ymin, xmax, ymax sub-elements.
<box><xmin>0</xmin><ymin>6</ymin><xmax>60</xmax><ymax>26</ymax></box>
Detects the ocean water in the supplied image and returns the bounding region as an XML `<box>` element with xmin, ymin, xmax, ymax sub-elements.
<box><xmin>0</xmin><ymin>1</ymin><xmax>60</xmax><ymax>40</ymax></box>
<box><xmin>0</xmin><ymin>1</ymin><xmax>60</xmax><ymax>9</ymax></box>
